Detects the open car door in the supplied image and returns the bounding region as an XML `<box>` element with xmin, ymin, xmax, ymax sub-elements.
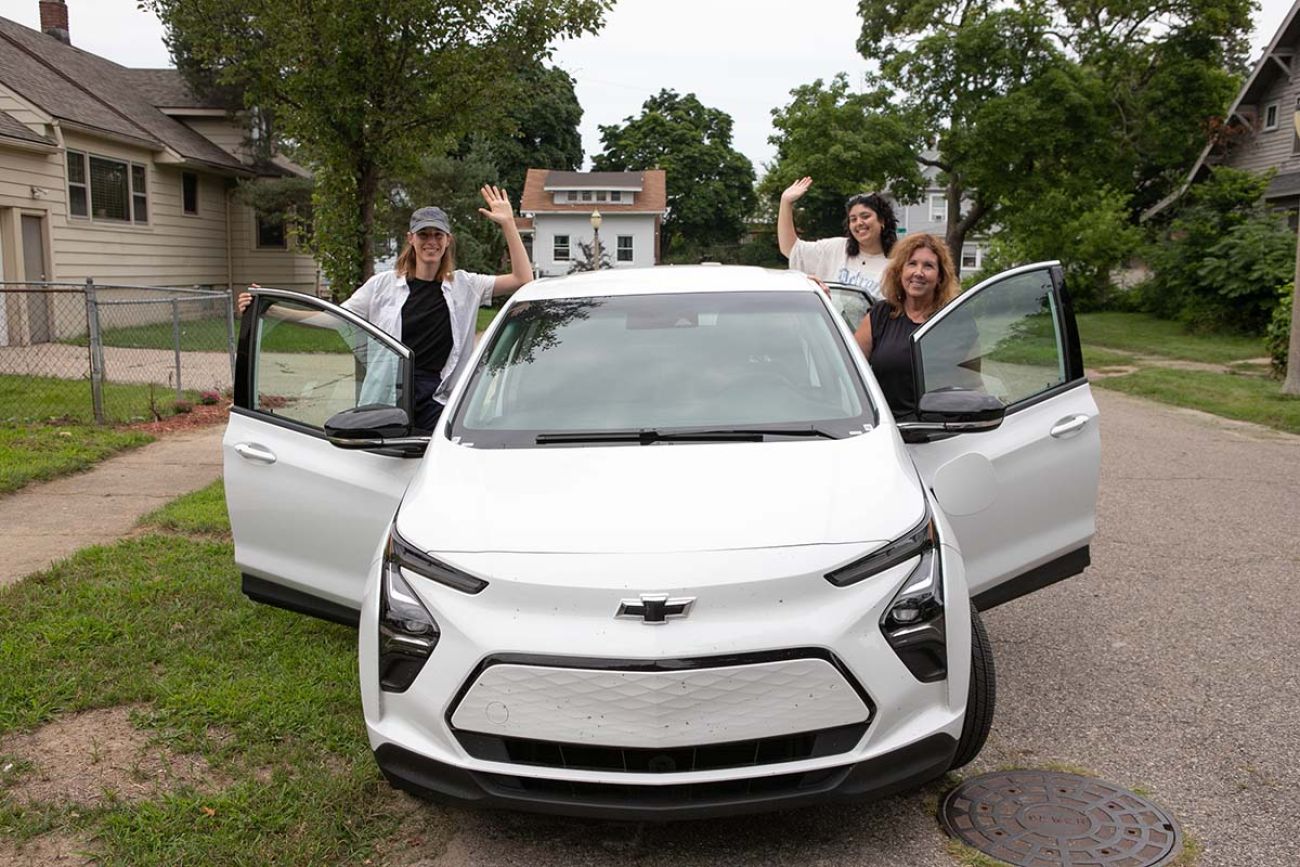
<box><xmin>906</xmin><ymin>262</ymin><xmax>1100</xmax><ymax>609</ymax></box>
<box><xmin>224</xmin><ymin>289</ymin><xmax>421</xmax><ymax>625</ymax></box>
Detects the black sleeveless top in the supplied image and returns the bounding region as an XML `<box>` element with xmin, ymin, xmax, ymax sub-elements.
<box><xmin>867</xmin><ymin>301</ymin><xmax>922</xmax><ymax>419</ymax></box>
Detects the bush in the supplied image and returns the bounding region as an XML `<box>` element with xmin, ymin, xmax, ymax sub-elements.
<box><xmin>173</xmin><ymin>399</ymin><xmax>193</xmax><ymax>414</ymax></box>
<box><xmin>1142</xmin><ymin>168</ymin><xmax>1292</xmax><ymax>334</ymax></box>
<box><xmin>1268</xmin><ymin>283</ymin><xmax>1293</xmax><ymax>377</ymax></box>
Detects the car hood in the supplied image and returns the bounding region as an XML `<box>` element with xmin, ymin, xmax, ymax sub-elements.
<box><xmin>396</xmin><ymin>432</ymin><xmax>926</xmax><ymax>555</ymax></box>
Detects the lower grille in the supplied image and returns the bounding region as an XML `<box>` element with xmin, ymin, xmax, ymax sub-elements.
<box><xmin>457</xmin><ymin>722</ymin><xmax>866</xmax><ymax>773</ymax></box>
<box><xmin>480</xmin><ymin>765</ymin><xmax>850</xmax><ymax>806</ymax></box>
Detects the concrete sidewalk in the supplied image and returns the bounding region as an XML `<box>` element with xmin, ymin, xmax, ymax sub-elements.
<box><xmin>0</xmin><ymin>425</ymin><xmax>224</xmax><ymax>587</ymax></box>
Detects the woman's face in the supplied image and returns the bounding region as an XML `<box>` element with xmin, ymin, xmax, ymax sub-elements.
<box><xmin>847</xmin><ymin>204</ymin><xmax>880</xmax><ymax>248</ymax></box>
<box><xmin>409</xmin><ymin>228</ymin><xmax>449</xmax><ymax>266</ymax></box>
<box><xmin>900</xmin><ymin>245</ymin><xmax>941</xmax><ymax>304</ymax></box>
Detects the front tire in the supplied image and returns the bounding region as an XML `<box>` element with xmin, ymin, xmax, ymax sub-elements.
<box><xmin>950</xmin><ymin>603</ymin><xmax>995</xmax><ymax>769</ymax></box>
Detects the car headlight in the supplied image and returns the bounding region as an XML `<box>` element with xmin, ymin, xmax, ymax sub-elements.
<box><xmin>824</xmin><ymin>507</ymin><xmax>947</xmax><ymax>682</ymax></box>
<box><xmin>378</xmin><ymin>526</ymin><xmax>459</xmax><ymax>693</ymax></box>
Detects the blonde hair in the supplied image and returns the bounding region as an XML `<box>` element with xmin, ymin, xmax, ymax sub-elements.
<box><xmin>395</xmin><ymin>232</ymin><xmax>456</xmax><ymax>281</ymax></box>
<box><xmin>880</xmin><ymin>233</ymin><xmax>960</xmax><ymax>320</ymax></box>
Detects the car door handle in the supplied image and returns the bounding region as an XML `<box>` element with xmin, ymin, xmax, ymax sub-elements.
<box><xmin>233</xmin><ymin>442</ymin><xmax>277</xmax><ymax>465</ymax></box>
<box><xmin>1050</xmin><ymin>414</ymin><xmax>1090</xmax><ymax>438</ymax></box>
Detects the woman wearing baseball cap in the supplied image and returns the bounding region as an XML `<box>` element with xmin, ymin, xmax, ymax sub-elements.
<box><xmin>240</xmin><ymin>185</ymin><xmax>532</xmax><ymax>430</ymax></box>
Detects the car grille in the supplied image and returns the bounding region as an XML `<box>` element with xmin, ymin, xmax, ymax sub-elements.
<box><xmin>456</xmin><ymin>722</ymin><xmax>867</xmax><ymax>773</ymax></box>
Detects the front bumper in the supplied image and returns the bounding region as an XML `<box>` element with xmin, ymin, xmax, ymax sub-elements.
<box><xmin>375</xmin><ymin>731</ymin><xmax>957</xmax><ymax>821</ymax></box>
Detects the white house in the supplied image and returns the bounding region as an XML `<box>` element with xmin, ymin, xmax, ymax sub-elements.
<box><xmin>893</xmin><ymin>162</ymin><xmax>988</xmax><ymax>273</ymax></box>
<box><xmin>519</xmin><ymin>169</ymin><xmax>668</xmax><ymax>278</ymax></box>
<box><xmin>0</xmin><ymin>1</ymin><xmax>318</xmax><ymax>345</ymax></box>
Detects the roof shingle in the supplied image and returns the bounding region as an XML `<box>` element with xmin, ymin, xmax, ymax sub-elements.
<box><xmin>521</xmin><ymin>168</ymin><xmax>667</xmax><ymax>214</ymax></box>
<box><xmin>0</xmin><ymin>108</ymin><xmax>55</xmax><ymax>146</ymax></box>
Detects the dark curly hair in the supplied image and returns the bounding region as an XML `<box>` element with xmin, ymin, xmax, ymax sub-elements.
<box><xmin>844</xmin><ymin>192</ymin><xmax>898</xmax><ymax>257</ymax></box>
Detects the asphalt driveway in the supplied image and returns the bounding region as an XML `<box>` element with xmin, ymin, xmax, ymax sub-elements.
<box><xmin>400</xmin><ymin>388</ymin><xmax>1300</xmax><ymax>867</ymax></box>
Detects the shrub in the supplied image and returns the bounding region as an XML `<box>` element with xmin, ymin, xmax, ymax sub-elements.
<box><xmin>1268</xmin><ymin>283</ymin><xmax>1293</xmax><ymax>377</ymax></box>
<box><xmin>173</xmin><ymin>399</ymin><xmax>194</xmax><ymax>414</ymax></box>
<box><xmin>198</xmin><ymin>390</ymin><xmax>221</xmax><ymax>406</ymax></box>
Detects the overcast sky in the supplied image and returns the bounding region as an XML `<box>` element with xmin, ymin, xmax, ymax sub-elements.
<box><xmin>0</xmin><ymin>0</ymin><xmax>1294</xmax><ymax>177</ymax></box>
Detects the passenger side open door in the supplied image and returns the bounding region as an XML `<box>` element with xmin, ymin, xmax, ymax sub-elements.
<box><xmin>906</xmin><ymin>262</ymin><xmax>1100</xmax><ymax>609</ymax></box>
<box><xmin>223</xmin><ymin>289</ymin><xmax>422</xmax><ymax>624</ymax></box>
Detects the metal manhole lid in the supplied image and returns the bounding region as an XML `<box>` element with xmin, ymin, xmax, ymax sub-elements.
<box><xmin>939</xmin><ymin>771</ymin><xmax>1182</xmax><ymax>866</ymax></box>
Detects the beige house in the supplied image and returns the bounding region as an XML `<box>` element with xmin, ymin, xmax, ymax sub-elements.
<box><xmin>0</xmin><ymin>2</ymin><xmax>318</xmax><ymax>345</ymax></box>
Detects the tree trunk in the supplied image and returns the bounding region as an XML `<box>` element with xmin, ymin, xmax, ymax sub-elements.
<box><xmin>357</xmin><ymin>164</ymin><xmax>379</xmax><ymax>289</ymax></box>
<box><xmin>1284</xmin><ymin>227</ymin><xmax>1300</xmax><ymax>395</ymax></box>
<box><xmin>944</xmin><ymin>179</ymin><xmax>987</xmax><ymax>277</ymax></box>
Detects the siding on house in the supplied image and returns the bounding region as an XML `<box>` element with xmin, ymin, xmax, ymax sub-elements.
<box><xmin>531</xmin><ymin>211</ymin><xmax>659</xmax><ymax>277</ymax></box>
<box><xmin>1226</xmin><ymin>73</ymin><xmax>1300</xmax><ymax>178</ymax></box>
<box><xmin>180</xmin><ymin>116</ymin><xmax>249</xmax><ymax>162</ymax></box>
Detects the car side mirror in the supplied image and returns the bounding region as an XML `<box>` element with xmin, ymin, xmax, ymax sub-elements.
<box><xmin>896</xmin><ymin>388</ymin><xmax>1005</xmax><ymax>440</ymax></box>
<box><xmin>325</xmin><ymin>405</ymin><xmax>429</xmax><ymax>454</ymax></box>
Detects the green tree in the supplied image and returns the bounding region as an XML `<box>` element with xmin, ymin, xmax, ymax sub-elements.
<box><xmin>592</xmin><ymin>90</ymin><xmax>756</xmax><ymax>255</ymax></box>
<box><xmin>147</xmin><ymin>0</ymin><xmax>610</xmax><ymax>300</ymax></box>
<box><xmin>482</xmin><ymin>61</ymin><xmax>584</xmax><ymax>198</ymax></box>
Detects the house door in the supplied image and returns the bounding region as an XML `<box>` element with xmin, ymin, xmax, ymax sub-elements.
<box><xmin>21</xmin><ymin>215</ymin><xmax>50</xmax><ymax>344</ymax></box>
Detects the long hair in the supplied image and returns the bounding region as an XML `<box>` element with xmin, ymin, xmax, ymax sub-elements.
<box><xmin>395</xmin><ymin>232</ymin><xmax>456</xmax><ymax>281</ymax></box>
<box><xmin>844</xmin><ymin>192</ymin><xmax>898</xmax><ymax>257</ymax></box>
<box><xmin>880</xmin><ymin>233</ymin><xmax>960</xmax><ymax>320</ymax></box>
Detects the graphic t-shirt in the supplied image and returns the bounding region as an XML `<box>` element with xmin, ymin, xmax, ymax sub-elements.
<box><xmin>789</xmin><ymin>237</ymin><xmax>887</xmax><ymax>301</ymax></box>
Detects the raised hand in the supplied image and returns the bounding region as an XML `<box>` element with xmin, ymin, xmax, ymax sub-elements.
<box><xmin>478</xmin><ymin>185</ymin><xmax>515</xmax><ymax>226</ymax></box>
<box><xmin>237</xmin><ymin>283</ymin><xmax>260</xmax><ymax>314</ymax></box>
<box><xmin>781</xmin><ymin>177</ymin><xmax>813</xmax><ymax>204</ymax></box>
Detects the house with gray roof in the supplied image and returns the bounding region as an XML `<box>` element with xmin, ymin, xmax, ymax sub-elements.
<box><xmin>0</xmin><ymin>1</ymin><xmax>318</xmax><ymax>345</ymax></box>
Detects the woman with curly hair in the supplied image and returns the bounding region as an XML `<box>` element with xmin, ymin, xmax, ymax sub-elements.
<box><xmin>854</xmin><ymin>232</ymin><xmax>961</xmax><ymax>418</ymax></box>
<box><xmin>777</xmin><ymin>177</ymin><xmax>898</xmax><ymax>300</ymax></box>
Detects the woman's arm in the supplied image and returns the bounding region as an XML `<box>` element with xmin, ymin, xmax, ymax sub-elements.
<box><xmin>777</xmin><ymin>176</ymin><xmax>812</xmax><ymax>258</ymax></box>
<box><xmin>477</xmin><ymin>185</ymin><xmax>533</xmax><ymax>296</ymax></box>
<box><xmin>854</xmin><ymin>313</ymin><xmax>874</xmax><ymax>359</ymax></box>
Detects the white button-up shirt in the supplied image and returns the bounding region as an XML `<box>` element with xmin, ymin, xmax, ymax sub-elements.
<box><xmin>342</xmin><ymin>268</ymin><xmax>495</xmax><ymax>405</ymax></box>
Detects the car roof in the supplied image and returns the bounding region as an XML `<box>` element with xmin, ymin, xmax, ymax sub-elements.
<box><xmin>510</xmin><ymin>265</ymin><xmax>821</xmax><ymax>301</ymax></box>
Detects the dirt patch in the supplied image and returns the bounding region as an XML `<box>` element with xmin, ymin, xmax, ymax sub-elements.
<box><xmin>122</xmin><ymin>401</ymin><xmax>228</xmax><ymax>435</ymax></box>
<box><xmin>0</xmin><ymin>833</ymin><xmax>96</xmax><ymax>866</ymax></box>
<box><xmin>0</xmin><ymin>706</ymin><xmax>225</xmax><ymax>807</ymax></box>
<box><xmin>367</xmin><ymin>791</ymin><xmax>456</xmax><ymax>866</ymax></box>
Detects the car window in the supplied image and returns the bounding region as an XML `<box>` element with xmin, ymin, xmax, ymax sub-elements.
<box><xmin>452</xmin><ymin>291</ymin><xmax>875</xmax><ymax>447</ymax></box>
<box><xmin>249</xmin><ymin>298</ymin><xmax>407</xmax><ymax>429</ymax></box>
<box><xmin>916</xmin><ymin>269</ymin><xmax>1066</xmax><ymax>406</ymax></box>
<box><xmin>827</xmin><ymin>286</ymin><xmax>872</xmax><ymax>332</ymax></box>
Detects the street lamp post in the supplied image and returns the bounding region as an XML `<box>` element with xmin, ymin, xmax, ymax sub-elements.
<box><xmin>590</xmin><ymin>209</ymin><xmax>602</xmax><ymax>270</ymax></box>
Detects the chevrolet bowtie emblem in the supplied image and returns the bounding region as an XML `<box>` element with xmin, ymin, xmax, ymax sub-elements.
<box><xmin>616</xmin><ymin>593</ymin><xmax>696</xmax><ymax>625</ymax></box>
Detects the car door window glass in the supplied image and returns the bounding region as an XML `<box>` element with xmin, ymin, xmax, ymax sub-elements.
<box><xmin>828</xmin><ymin>287</ymin><xmax>872</xmax><ymax>332</ymax></box>
<box><xmin>252</xmin><ymin>298</ymin><xmax>405</xmax><ymax>428</ymax></box>
<box><xmin>918</xmin><ymin>270</ymin><xmax>1066</xmax><ymax>406</ymax></box>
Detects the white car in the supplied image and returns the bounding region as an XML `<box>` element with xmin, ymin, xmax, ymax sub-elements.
<box><xmin>225</xmin><ymin>263</ymin><xmax>1099</xmax><ymax>820</ymax></box>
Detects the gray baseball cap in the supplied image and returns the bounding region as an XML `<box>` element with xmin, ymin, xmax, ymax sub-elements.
<box><xmin>409</xmin><ymin>206</ymin><xmax>451</xmax><ymax>234</ymax></box>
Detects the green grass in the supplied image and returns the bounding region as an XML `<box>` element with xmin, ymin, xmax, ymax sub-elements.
<box><xmin>1077</xmin><ymin>312</ymin><xmax>1264</xmax><ymax>364</ymax></box>
<box><xmin>63</xmin><ymin>317</ymin><xmax>232</xmax><ymax>352</ymax></box>
<box><xmin>0</xmin><ymin>525</ymin><xmax>438</xmax><ymax>864</ymax></box>
<box><xmin>0</xmin><ymin>425</ymin><xmax>153</xmax><ymax>495</ymax></box>
<box><xmin>1081</xmin><ymin>345</ymin><xmax>1137</xmax><ymax>368</ymax></box>
<box><xmin>1096</xmin><ymin>367</ymin><xmax>1300</xmax><ymax>434</ymax></box>
<box><xmin>0</xmin><ymin>374</ymin><xmax>198</xmax><ymax>425</ymax></box>
<box><xmin>138</xmin><ymin>480</ymin><xmax>229</xmax><ymax>536</ymax></box>
<box><xmin>477</xmin><ymin>305</ymin><xmax>501</xmax><ymax>333</ymax></box>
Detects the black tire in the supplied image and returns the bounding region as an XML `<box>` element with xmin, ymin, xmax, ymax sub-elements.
<box><xmin>950</xmin><ymin>602</ymin><xmax>996</xmax><ymax>770</ymax></box>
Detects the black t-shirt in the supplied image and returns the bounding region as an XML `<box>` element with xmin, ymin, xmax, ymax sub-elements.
<box><xmin>868</xmin><ymin>301</ymin><xmax>922</xmax><ymax>419</ymax></box>
<box><xmin>402</xmin><ymin>278</ymin><xmax>454</xmax><ymax>377</ymax></box>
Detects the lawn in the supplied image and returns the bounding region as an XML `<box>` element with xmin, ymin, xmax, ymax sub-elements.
<box><xmin>0</xmin><ymin>374</ymin><xmax>198</xmax><ymax>425</ymax></box>
<box><xmin>1095</xmin><ymin>368</ymin><xmax>1300</xmax><ymax>435</ymax></box>
<box><xmin>1076</xmin><ymin>312</ymin><xmax>1264</xmax><ymax>365</ymax></box>
<box><xmin>63</xmin><ymin>317</ymin><xmax>233</xmax><ymax>353</ymax></box>
<box><xmin>0</xmin><ymin>481</ymin><xmax>436</xmax><ymax>865</ymax></box>
<box><xmin>0</xmin><ymin>425</ymin><xmax>153</xmax><ymax>495</ymax></box>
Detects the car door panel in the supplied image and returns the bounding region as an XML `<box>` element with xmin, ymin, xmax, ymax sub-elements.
<box><xmin>906</xmin><ymin>263</ymin><xmax>1100</xmax><ymax>605</ymax></box>
<box><xmin>224</xmin><ymin>289</ymin><xmax>420</xmax><ymax>621</ymax></box>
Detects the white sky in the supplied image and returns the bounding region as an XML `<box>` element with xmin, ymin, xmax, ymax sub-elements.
<box><xmin>0</xmin><ymin>0</ymin><xmax>1294</xmax><ymax>176</ymax></box>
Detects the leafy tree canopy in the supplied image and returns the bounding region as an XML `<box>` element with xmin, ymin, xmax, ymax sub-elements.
<box><xmin>592</xmin><ymin>90</ymin><xmax>757</xmax><ymax>254</ymax></box>
<box><xmin>476</xmin><ymin>61</ymin><xmax>584</xmax><ymax>199</ymax></box>
<box><xmin>147</xmin><ymin>0</ymin><xmax>610</xmax><ymax>300</ymax></box>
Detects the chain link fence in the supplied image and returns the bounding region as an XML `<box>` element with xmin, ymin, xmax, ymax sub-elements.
<box><xmin>0</xmin><ymin>280</ymin><xmax>235</xmax><ymax>425</ymax></box>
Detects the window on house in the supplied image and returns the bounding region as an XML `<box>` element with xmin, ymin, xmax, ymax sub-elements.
<box><xmin>596</xmin><ymin>191</ymin><xmax>607</xmax><ymax>202</ymax></box>
<box><xmin>1265</xmin><ymin>102</ymin><xmax>1280</xmax><ymax>131</ymax></box>
<box><xmin>80</xmin><ymin>154</ymin><xmax>148</xmax><ymax>223</ymax></box>
<box><xmin>554</xmin><ymin>234</ymin><xmax>570</xmax><ymax>261</ymax></box>
<box><xmin>131</xmin><ymin>165</ymin><xmax>148</xmax><ymax>223</ymax></box>
<box><xmin>961</xmin><ymin>248</ymin><xmax>978</xmax><ymax>270</ymax></box>
<box><xmin>257</xmin><ymin>213</ymin><xmax>287</xmax><ymax>248</ymax></box>
<box><xmin>617</xmin><ymin>235</ymin><xmax>633</xmax><ymax>262</ymax></box>
<box><xmin>929</xmin><ymin>194</ymin><xmax>947</xmax><ymax>224</ymax></box>
<box><xmin>183</xmin><ymin>172</ymin><xmax>198</xmax><ymax>214</ymax></box>
<box><xmin>66</xmin><ymin>150</ymin><xmax>88</xmax><ymax>217</ymax></box>
<box><xmin>581</xmin><ymin>191</ymin><xmax>592</xmax><ymax>202</ymax></box>
<box><xmin>610</xmin><ymin>191</ymin><xmax>622</xmax><ymax>202</ymax></box>
<box><xmin>567</xmin><ymin>191</ymin><xmax>578</xmax><ymax>202</ymax></box>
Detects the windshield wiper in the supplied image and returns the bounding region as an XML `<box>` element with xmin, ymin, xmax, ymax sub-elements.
<box><xmin>535</xmin><ymin>426</ymin><xmax>839</xmax><ymax>445</ymax></box>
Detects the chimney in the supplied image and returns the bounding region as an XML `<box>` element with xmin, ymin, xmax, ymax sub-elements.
<box><xmin>39</xmin><ymin>0</ymin><xmax>70</xmax><ymax>45</ymax></box>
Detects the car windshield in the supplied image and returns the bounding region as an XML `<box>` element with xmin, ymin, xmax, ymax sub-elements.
<box><xmin>449</xmin><ymin>291</ymin><xmax>875</xmax><ymax>448</ymax></box>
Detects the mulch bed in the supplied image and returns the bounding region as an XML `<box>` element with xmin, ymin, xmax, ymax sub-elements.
<box><xmin>124</xmin><ymin>402</ymin><xmax>229</xmax><ymax>435</ymax></box>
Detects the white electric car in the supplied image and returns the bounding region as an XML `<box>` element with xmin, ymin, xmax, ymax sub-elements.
<box><xmin>224</xmin><ymin>263</ymin><xmax>1099</xmax><ymax>820</ymax></box>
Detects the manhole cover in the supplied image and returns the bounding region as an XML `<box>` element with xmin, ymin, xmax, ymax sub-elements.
<box><xmin>939</xmin><ymin>771</ymin><xmax>1182</xmax><ymax>866</ymax></box>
